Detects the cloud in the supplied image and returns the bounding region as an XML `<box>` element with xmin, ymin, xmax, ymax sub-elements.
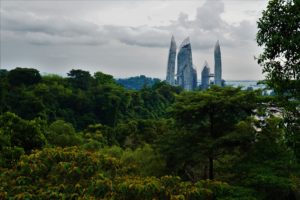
<box><xmin>1</xmin><ymin>9</ymin><xmax>107</xmax><ymax>45</ymax></box>
<box><xmin>231</xmin><ymin>20</ymin><xmax>257</xmax><ymax>41</ymax></box>
<box><xmin>1</xmin><ymin>0</ymin><xmax>267</xmax><ymax>80</ymax></box>
<box><xmin>1</xmin><ymin>0</ymin><xmax>257</xmax><ymax>50</ymax></box>
<box><xmin>195</xmin><ymin>0</ymin><xmax>227</xmax><ymax>31</ymax></box>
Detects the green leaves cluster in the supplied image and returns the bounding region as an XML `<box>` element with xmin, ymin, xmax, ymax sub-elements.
<box><xmin>257</xmin><ymin>0</ymin><xmax>300</xmax><ymax>164</ymax></box>
<box><xmin>0</xmin><ymin>68</ymin><xmax>180</xmax><ymax>129</ymax></box>
<box><xmin>0</xmin><ymin>147</ymin><xmax>258</xmax><ymax>200</ymax></box>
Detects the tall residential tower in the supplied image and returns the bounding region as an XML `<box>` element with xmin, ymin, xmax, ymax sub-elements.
<box><xmin>177</xmin><ymin>37</ymin><xmax>197</xmax><ymax>91</ymax></box>
<box><xmin>166</xmin><ymin>36</ymin><xmax>223</xmax><ymax>90</ymax></box>
<box><xmin>166</xmin><ymin>35</ymin><xmax>177</xmax><ymax>85</ymax></box>
<box><xmin>214</xmin><ymin>40</ymin><xmax>222</xmax><ymax>86</ymax></box>
<box><xmin>201</xmin><ymin>61</ymin><xmax>210</xmax><ymax>90</ymax></box>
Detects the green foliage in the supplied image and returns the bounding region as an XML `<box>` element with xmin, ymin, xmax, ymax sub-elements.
<box><xmin>0</xmin><ymin>112</ymin><xmax>46</xmax><ymax>153</ymax></box>
<box><xmin>232</xmin><ymin>117</ymin><xmax>298</xmax><ymax>200</ymax></box>
<box><xmin>257</xmin><ymin>0</ymin><xmax>300</xmax><ymax>163</ymax></box>
<box><xmin>81</xmin><ymin>123</ymin><xmax>115</xmax><ymax>150</ymax></box>
<box><xmin>0</xmin><ymin>68</ymin><xmax>299</xmax><ymax>199</ymax></box>
<box><xmin>0</xmin><ymin>147</ymin><xmax>124</xmax><ymax>199</ymax></box>
<box><xmin>115</xmin><ymin>119</ymin><xmax>171</xmax><ymax>148</ymax></box>
<box><xmin>67</xmin><ymin>69</ymin><xmax>92</xmax><ymax>90</ymax></box>
<box><xmin>257</xmin><ymin>0</ymin><xmax>300</xmax><ymax>98</ymax></box>
<box><xmin>100</xmin><ymin>145</ymin><xmax>166</xmax><ymax>177</ymax></box>
<box><xmin>8</xmin><ymin>88</ymin><xmax>46</xmax><ymax>119</ymax></box>
<box><xmin>0</xmin><ymin>68</ymin><xmax>179</xmax><ymax>129</ymax></box>
<box><xmin>197</xmin><ymin>180</ymin><xmax>256</xmax><ymax>200</ymax></box>
<box><xmin>94</xmin><ymin>71</ymin><xmax>115</xmax><ymax>85</ymax></box>
<box><xmin>7</xmin><ymin>67</ymin><xmax>41</xmax><ymax>86</ymax></box>
<box><xmin>117</xmin><ymin>75</ymin><xmax>161</xmax><ymax>90</ymax></box>
<box><xmin>0</xmin><ymin>145</ymin><xmax>24</xmax><ymax>168</ymax></box>
<box><xmin>157</xmin><ymin>87</ymin><xmax>259</xmax><ymax>180</ymax></box>
<box><xmin>0</xmin><ymin>146</ymin><xmax>258</xmax><ymax>199</ymax></box>
<box><xmin>46</xmin><ymin>120</ymin><xmax>82</xmax><ymax>147</ymax></box>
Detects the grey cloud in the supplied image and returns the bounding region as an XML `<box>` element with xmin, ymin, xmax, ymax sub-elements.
<box><xmin>1</xmin><ymin>0</ymin><xmax>266</xmax><ymax>80</ymax></box>
<box><xmin>1</xmin><ymin>9</ymin><xmax>107</xmax><ymax>45</ymax></box>
<box><xmin>245</xmin><ymin>10</ymin><xmax>260</xmax><ymax>16</ymax></box>
<box><xmin>26</xmin><ymin>32</ymin><xmax>107</xmax><ymax>46</ymax></box>
<box><xmin>175</xmin><ymin>13</ymin><xmax>191</xmax><ymax>28</ymax></box>
<box><xmin>231</xmin><ymin>20</ymin><xmax>257</xmax><ymax>41</ymax></box>
<box><xmin>1</xmin><ymin>0</ymin><xmax>257</xmax><ymax>49</ymax></box>
<box><xmin>105</xmin><ymin>25</ymin><xmax>170</xmax><ymax>47</ymax></box>
<box><xmin>195</xmin><ymin>0</ymin><xmax>227</xmax><ymax>31</ymax></box>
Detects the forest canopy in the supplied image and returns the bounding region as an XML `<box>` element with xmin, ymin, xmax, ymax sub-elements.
<box><xmin>0</xmin><ymin>66</ymin><xmax>299</xmax><ymax>199</ymax></box>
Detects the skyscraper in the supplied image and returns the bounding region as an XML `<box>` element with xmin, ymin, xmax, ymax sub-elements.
<box><xmin>177</xmin><ymin>37</ymin><xmax>197</xmax><ymax>91</ymax></box>
<box><xmin>165</xmin><ymin>36</ymin><xmax>225</xmax><ymax>91</ymax></box>
<box><xmin>201</xmin><ymin>61</ymin><xmax>210</xmax><ymax>90</ymax></box>
<box><xmin>214</xmin><ymin>40</ymin><xmax>222</xmax><ymax>86</ymax></box>
<box><xmin>192</xmin><ymin>66</ymin><xmax>197</xmax><ymax>90</ymax></box>
<box><xmin>166</xmin><ymin>35</ymin><xmax>177</xmax><ymax>85</ymax></box>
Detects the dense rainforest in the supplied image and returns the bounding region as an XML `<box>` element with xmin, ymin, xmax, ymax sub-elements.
<box><xmin>0</xmin><ymin>0</ymin><xmax>299</xmax><ymax>199</ymax></box>
<box><xmin>0</xmin><ymin>67</ymin><xmax>299</xmax><ymax>199</ymax></box>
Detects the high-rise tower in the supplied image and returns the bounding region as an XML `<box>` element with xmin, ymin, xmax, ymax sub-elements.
<box><xmin>166</xmin><ymin>35</ymin><xmax>177</xmax><ymax>85</ymax></box>
<box><xmin>177</xmin><ymin>37</ymin><xmax>197</xmax><ymax>91</ymax></box>
<box><xmin>214</xmin><ymin>40</ymin><xmax>222</xmax><ymax>86</ymax></box>
<box><xmin>201</xmin><ymin>61</ymin><xmax>210</xmax><ymax>90</ymax></box>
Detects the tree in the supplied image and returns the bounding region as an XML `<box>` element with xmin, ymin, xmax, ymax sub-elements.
<box><xmin>46</xmin><ymin>120</ymin><xmax>82</xmax><ymax>147</ymax></box>
<box><xmin>257</xmin><ymin>0</ymin><xmax>300</xmax><ymax>161</ymax></box>
<box><xmin>0</xmin><ymin>70</ymin><xmax>8</xmax><ymax>114</ymax></box>
<box><xmin>231</xmin><ymin>117</ymin><xmax>299</xmax><ymax>199</ymax></box>
<box><xmin>7</xmin><ymin>67</ymin><xmax>41</xmax><ymax>86</ymax></box>
<box><xmin>257</xmin><ymin>0</ymin><xmax>300</xmax><ymax>96</ymax></box>
<box><xmin>0</xmin><ymin>112</ymin><xmax>46</xmax><ymax>152</ymax></box>
<box><xmin>67</xmin><ymin>69</ymin><xmax>92</xmax><ymax>90</ymax></box>
<box><xmin>7</xmin><ymin>89</ymin><xmax>45</xmax><ymax>119</ymax></box>
<box><xmin>157</xmin><ymin>87</ymin><xmax>259</xmax><ymax>180</ymax></box>
<box><xmin>94</xmin><ymin>71</ymin><xmax>115</xmax><ymax>85</ymax></box>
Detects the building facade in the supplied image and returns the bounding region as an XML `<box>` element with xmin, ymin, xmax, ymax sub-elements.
<box><xmin>201</xmin><ymin>61</ymin><xmax>210</xmax><ymax>90</ymax></box>
<box><xmin>166</xmin><ymin>35</ymin><xmax>177</xmax><ymax>86</ymax></box>
<box><xmin>214</xmin><ymin>40</ymin><xmax>222</xmax><ymax>86</ymax></box>
<box><xmin>165</xmin><ymin>36</ymin><xmax>223</xmax><ymax>90</ymax></box>
<box><xmin>176</xmin><ymin>37</ymin><xmax>197</xmax><ymax>91</ymax></box>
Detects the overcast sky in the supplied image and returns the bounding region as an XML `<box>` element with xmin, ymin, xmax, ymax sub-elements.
<box><xmin>0</xmin><ymin>0</ymin><xmax>268</xmax><ymax>80</ymax></box>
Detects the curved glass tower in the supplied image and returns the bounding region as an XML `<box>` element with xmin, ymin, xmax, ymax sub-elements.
<box><xmin>201</xmin><ymin>61</ymin><xmax>210</xmax><ymax>90</ymax></box>
<box><xmin>214</xmin><ymin>40</ymin><xmax>222</xmax><ymax>86</ymax></box>
<box><xmin>166</xmin><ymin>35</ymin><xmax>177</xmax><ymax>85</ymax></box>
<box><xmin>177</xmin><ymin>37</ymin><xmax>197</xmax><ymax>91</ymax></box>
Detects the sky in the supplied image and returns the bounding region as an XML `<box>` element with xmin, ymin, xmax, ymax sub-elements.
<box><xmin>0</xmin><ymin>0</ymin><xmax>269</xmax><ymax>80</ymax></box>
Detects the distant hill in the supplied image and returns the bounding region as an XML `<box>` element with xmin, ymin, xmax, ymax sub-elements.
<box><xmin>116</xmin><ymin>75</ymin><xmax>161</xmax><ymax>90</ymax></box>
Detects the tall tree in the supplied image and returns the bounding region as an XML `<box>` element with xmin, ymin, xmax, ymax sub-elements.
<box><xmin>7</xmin><ymin>67</ymin><xmax>41</xmax><ymax>86</ymax></box>
<box><xmin>67</xmin><ymin>69</ymin><xmax>92</xmax><ymax>90</ymax></box>
<box><xmin>257</xmin><ymin>0</ymin><xmax>300</xmax><ymax>160</ymax></box>
<box><xmin>158</xmin><ymin>87</ymin><xmax>259</xmax><ymax>180</ymax></box>
<box><xmin>257</xmin><ymin>0</ymin><xmax>300</xmax><ymax>97</ymax></box>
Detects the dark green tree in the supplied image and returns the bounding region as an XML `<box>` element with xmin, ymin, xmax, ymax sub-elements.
<box><xmin>7</xmin><ymin>67</ymin><xmax>41</xmax><ymax>86</ymax></box>
<box><xmin>232</xmin><ymin>117</ymin><xmax>299</xmax><ymax>199</ymax></box>
<box><xmin>7</xmin><ymin>89</ymin><xmax>45</xmax><ymax>119</ymax></box>
<box><xmin>158</xmin><ymin>87</ymin><xmax>259</xmax><ymax>180</ymax></box>
<box><xmin>46</xmin><ymin>120</ymin><xmax>82</xmax><ymax>147</ymax></box>
<box><xmin>0</xmin><ymin>112</ymin><xmax>46</xmax><ymax>152</ymax></box>
<box><xmin>94</xmin><ymin>71</ymin><xmax>115</xmax><ymax>85</ymax></box>
<box><xmin>0</xmin><ymin>70</ymin><xmax>8</xmax><ymax>114</ymax></box>
<box><xmin>67</xmin><ymin>69</ymin><xmax>92</xmax><ymax>90</ymax></box>
<box><xmin>257</xmin><ymin>0</ymin><xmax>300</xmax><ymax>161</ymax></box>
<box><xmin>257</xmin><ymin>0</ymin><xmax>300</xmax><ymax>97</ymax></box>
